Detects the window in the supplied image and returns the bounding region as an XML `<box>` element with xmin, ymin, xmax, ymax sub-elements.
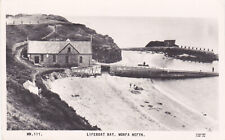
<box><xmin>80</xmin><ymin>56</ymin><xmax>83</xmax><ymax>63</ymax></box>
<box><xmin>41</xmin><ymin>54</ymin><xmax>44</xmax><ymax>61</ymax></box>
<box><xmin>67</xmin><ymin>47</ymin><xmax>71</xmax><ymax>53</ymax></box>
<box><xmin>53</xmin><ymin>55</ymin><xmax>56</xmax><ymax>62</ymax></box>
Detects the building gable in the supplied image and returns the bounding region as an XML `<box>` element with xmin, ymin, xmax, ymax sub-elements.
<box><xmin>58</xmin><ymin>43</ymin><xmax>80</xmax><ymax>54</ymax></box>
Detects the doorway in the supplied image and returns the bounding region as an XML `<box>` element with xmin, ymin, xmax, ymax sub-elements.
<box><xmin>34</xmin><ymin>56</ymin><xmax>39</xmax><ymax>63</ymax></box>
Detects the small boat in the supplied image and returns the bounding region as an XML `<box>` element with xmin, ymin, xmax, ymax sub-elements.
<box><xmin>138</xmin><ymin>62</ymin><xmax>149</xmax><ymax>67</ymax></box>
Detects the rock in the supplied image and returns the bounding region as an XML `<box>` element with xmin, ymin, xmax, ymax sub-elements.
<box><xmin>145</xmin><ymin>41</ymin><xmax>165</xmax><ymax>47</ymax></box>
<box><xmin>157</xmin><ymin>102</ymin><xmax>163</xmax><ymax>105</ymax></box>
<box><xmin>165</xmin><ymin>111</ymin><xmax>171</xmax><ymax>115</ymax></box>
<box><xmin>23</xmin><ymin>80</ymin><xmax>39</xmax><ymax>95</ymax></box>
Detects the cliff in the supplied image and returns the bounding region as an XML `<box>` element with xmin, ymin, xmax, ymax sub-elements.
<box><xmin>6</xmin><ymin>14</ymin><xmax>122</xmax><ymax>130</ymax></box>
<box><xmin>6</xmin><ymin>14</ymin><xmax>122</xmax><ymax>63</ymax></box>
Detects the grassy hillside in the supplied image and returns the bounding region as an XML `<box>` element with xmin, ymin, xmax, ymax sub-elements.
<box><xmin>6</xmin><ymin>20</ymin><xmax>122</xmax><ymax>63</ymax></box>
<box><xmin>7</xmin><ymin>51</ymin><xmax>100</xmax><ymax>129</ymax></box>
<box><xmin>6</xmin><ymin>15</ymin><xmax>122</xmax><ymax>63</ymax></box>
<box><xmin>6</xmin><ymin>14</ymin><xmax>122</xmax><ymax>130</ymax></box>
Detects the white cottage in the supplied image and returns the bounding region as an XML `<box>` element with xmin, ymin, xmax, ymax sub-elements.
<box><xmin>27</xmin><ymin>39</ymin><xmax>92</xmax><ymax>67</ymax></box>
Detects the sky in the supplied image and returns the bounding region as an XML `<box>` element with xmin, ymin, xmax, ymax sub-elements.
<box><xmin>4</xmin><ymin>0</ymin><xmax>222</xmax><ymax>51</ymax></box>
<box><xmin>5</xmin><ymin>0</ymin><xmax>223</xmax><ymax>18</ymax></box>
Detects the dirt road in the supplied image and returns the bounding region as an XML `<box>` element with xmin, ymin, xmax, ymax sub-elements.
<box><xmin>13</xmin><ymin>41</ymin><xmax>64</xmax><ymax>82</ymax></box>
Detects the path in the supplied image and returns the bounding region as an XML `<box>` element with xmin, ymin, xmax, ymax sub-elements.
<box><xmin>13</xmin><ymin>41</ymin><xmax>64</xmax><ymax>83</ymax></box>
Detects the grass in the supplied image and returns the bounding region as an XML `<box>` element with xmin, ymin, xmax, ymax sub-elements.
<box><xmin>7</xmin><ymin>50</ymin><xmax>100</xmax><ymax>130</ymax></box>
<box><xmin>6</xmin><ymin>23</ymin><xmax>122</xmax><ymax>63</ymax></box>
<box><xmin>6</xmin><ymin>20</ymin><xmax>105</xmax><ymax>130</ymax></box>
<box><xmin>6</xmin><ymin>14</ymin><xmax>121</xmax><ymax>130</ymax></box>
<box><xmin>7</xmin><ymin>45</ymin><xmax>100</xmax><ymax>129</ymax></box>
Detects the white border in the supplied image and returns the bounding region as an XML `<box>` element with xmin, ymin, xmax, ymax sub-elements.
<box><xmin>1</xmin><ymin>0</ymin><xmax>7</xmax><ymax>138</ymax></box>
<box><xmin>1</xmin><ymin>0</ymin><xmax>225</xmax><ymax>140</ymax></box>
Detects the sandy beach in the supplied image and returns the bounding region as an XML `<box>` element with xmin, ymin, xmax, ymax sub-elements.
<box><xmin>48</xmin><ymin>74</ymin><xmax>218</xmax><ymax>131</ymax></box>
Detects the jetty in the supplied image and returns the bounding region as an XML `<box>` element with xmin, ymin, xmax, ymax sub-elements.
<box><xmin>101</xmin><ymin>64</ymin><xmax>218</xmax><ymax>79</ymax></box>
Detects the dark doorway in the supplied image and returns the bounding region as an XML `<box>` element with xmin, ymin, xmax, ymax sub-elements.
<box><xmin>80</xmin><ymin>56</ymin><xmax>83</xmax><ymax>63</ymax></box>
<box><xmin>34</xmin><ymin>56</ymin><xmax>39</xmax><ymax>63</ymax></box>
<box><xmin>66</xmin><ymin>55</ymin><xmax>69</xmax><ymax>63</ymax></box>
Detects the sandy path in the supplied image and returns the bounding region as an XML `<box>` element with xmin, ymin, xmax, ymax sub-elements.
<box><xmin>49</xmin><ymin>74</ymin><xmax>217</xmax><ymax>131</ymax></box>
<box><xmin>13</xmin><ymin>42</ymin><xmax>64</xmax><ymax>82</ymax></box>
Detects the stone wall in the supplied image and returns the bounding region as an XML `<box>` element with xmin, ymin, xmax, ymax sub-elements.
<box><xmin>29</xmin><ymin>54</ymin><xmax>92</xmax><ymax>67</ymax></box>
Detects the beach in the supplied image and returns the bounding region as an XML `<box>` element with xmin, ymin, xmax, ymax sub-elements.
<box><xmin>48</xmin><ymin>74</ymin><xmax>218</xmax><ymax>131</ymax></box>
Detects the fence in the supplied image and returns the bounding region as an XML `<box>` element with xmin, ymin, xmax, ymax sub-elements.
<box><xmin>6</xmin><ymin>20</ymin><xmax>41</xmax><ymax>25</ymax></box>
<box><xmin>179</xmin><ymin>45</ymin><xmax>214</xmax><ymax>52</ymax></box>
<box><xmin>70</xmin><ymin>65</ymin><xmax>101</xmax><ymax>76</ymax></box>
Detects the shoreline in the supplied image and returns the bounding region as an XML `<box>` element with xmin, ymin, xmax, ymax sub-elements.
<box><xmin>43</xmin><ymin>72</ymin><xmax>218</xmax><ymax>131</ymax></box>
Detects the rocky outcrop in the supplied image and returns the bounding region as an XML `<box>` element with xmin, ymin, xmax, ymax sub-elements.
<box><xmin>145</xmin><ymin>40</ymin><xmax>178</xmax><ymax>47</ymax></box>
<box><xmin>145</xmin><ymin>41</ymin><xmax>165</xmax><ymax>47</ymax></box>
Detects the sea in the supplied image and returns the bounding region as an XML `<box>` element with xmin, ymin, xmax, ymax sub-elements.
<box><xmin>65</xmin><ymin>16</ymin><xmax>219</xmax><ymax>120</ymax></box>
<box><xmin>66</xmin><ymin>16</ymin><xmax>218</xmax><ymax>52</ymax></box>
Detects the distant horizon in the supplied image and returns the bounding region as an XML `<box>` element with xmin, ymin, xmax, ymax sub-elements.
<box><xmin>5</xmin><ymin>14</ymin><xmax>219</xmax><ymax>52</ymax></box>
<box><xmin>66</xmin><ymin>16</ymin><xmax>218</xmax><ymax>51</ymax></box>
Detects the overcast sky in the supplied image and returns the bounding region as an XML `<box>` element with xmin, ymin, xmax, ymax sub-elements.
<box><xmin>5</xmin><ymin>0</ymin><xmax>223</xmax><ymax>17</ymax></box>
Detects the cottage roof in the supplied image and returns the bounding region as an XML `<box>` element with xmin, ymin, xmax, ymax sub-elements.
<box><xmin>28</xmin><ymin>41</ymin><xmax>92</xmax><ymax>54</ymax></box>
